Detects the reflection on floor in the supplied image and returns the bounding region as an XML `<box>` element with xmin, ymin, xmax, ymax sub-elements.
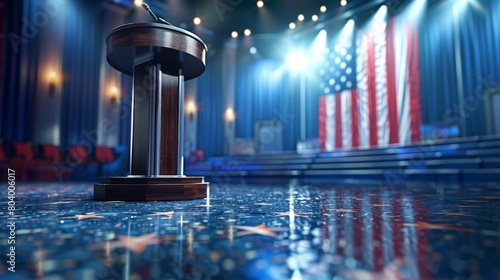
<box><xmin>1</xmin><ymin>181</ymin><xmax>500</xmax><ymax>279</ymax></box>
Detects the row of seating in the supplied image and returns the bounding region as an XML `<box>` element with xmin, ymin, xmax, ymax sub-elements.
<box><xmin>185</xmin><ymin>135</ymin><xmax>500</xmax><ymax>184</ymax></box>
<box><xmin>0</xmin><ymin>141</ymin><xmax>116</xmax><ymax>181</ymax></box>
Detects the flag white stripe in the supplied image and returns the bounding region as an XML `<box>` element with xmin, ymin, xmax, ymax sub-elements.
<box><xmin>342</xmin><ymin>90</ymin><xmax>352</xmax><ymax>148</ymax></box>
<box><xmin>394</xmin><ymin>19</ymin><xmax>411</xmax><ymax>144</ymax></box>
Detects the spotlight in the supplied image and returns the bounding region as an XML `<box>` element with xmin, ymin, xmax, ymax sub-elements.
<box><xmin>340</xmin><ymin>0</ymin><xmax>347</xmax><ymax>7</ymax></box>
<box><xmin>298</xmin><ymin>14</ymin><xmax>305</xmax><ymax>21</ymax></box>
<box><xmin>231</xmin><ymin>31</ymin><xmax>238</xmax><ymax>38</ymax></box>
<box><xmin>244</xmin><ymin>29</ymin><xmax>251</xmax><ymax>36</ymax></box>
<box><xmin>257</xmin><ymin>0</ymin><xmax>264</xmax><ymax>8</ymax></box>
<box><xmin>312</xmin><ymin>14</ymin><xmax>319</xmax><ymax>21</ymax></box>
<box><xmin>249</xmin><ymin>47</ymin><xmax>257</xmax><ymax>54</ymax></box>
<box><xmin>193</xmin><ymin>17</ymin><xmax>201</xmax><ymax>25</ymax></box>
<box><xmin>289</xmin><ymin>22</ymin><xmax>296</xmax><ymax>29</ymax></box>
<box><xmin>286</xmin><ymin>50</ymin><xmax>308</xmax><ymax>72</ymax></box>
<box><xmin>134</xmin><ymin>0</ymin><xmax>143</xmax><ymax>7</ymax></box>
<box><xmin>320</xmin><ymin>5</ymin><xmax>327</xmax><ymax>12</ymax></box>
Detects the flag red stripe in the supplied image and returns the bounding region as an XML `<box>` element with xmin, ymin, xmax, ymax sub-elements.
<box><xmin>407</xmin><ymin>25</ymin><xmax>422</xmax><ymax>143</ymax></box>
<box><xmin>335</xmin><ymin>93</ymin><xmax>343</xmax><ymax>149</ymax></box>
<box><xmin>366</xmin><ymin>37</ymin><xmax>378</xmax><ymax>146</ymax></box>
<box><xmin>319</xmin><ymin>96</ymin><xmax>327</xmax><ymax>151</ymax></box>
<box><xmin>351</xmin><ymin>89</ymin><xmax>360</xmax><ymax>148</ymax></box>
<box><xmin>386</xmin><ymin>19</ymin><xmax>400</xmax><ymax>144</ymax></box>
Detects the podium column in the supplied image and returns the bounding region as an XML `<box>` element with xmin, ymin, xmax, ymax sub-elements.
<box><xmin>130</xmin><ymin>61</ymin><xmax>184</xmax><ymax>176</ymax></box>
<box><xmin>93</xmin><ymin>23</ymin><xmax>208</xmax><ymax>201</ymax></box>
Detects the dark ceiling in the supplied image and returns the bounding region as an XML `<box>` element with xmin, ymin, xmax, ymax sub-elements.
<box><xmin>123</xmin><ymin>0</ymin><xmax>387</xmax><ymax>38</ymax></box>
<box><xmin>109</xmin><ymin>0</ymin><xmax>424</xmax><ymax>55</ymax></box>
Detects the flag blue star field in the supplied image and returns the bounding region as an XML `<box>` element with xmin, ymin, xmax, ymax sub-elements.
<box><xmin>318</xmin><ymin>8</ymin><xmax>422</xmax><ymax>151</ymax></box>
<box><xmin>318</xmin><ymin>35</ymin><xmax>357</xmax><ymax>95</ymax></box>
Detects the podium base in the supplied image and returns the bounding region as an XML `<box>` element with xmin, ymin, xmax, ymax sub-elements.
<box><xmin>93</xmin><ymin>176</ymin><xmax>208</xmax><ymax>201</ymax></box>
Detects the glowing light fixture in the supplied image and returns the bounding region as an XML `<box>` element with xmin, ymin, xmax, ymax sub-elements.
<box><xmin>48</xmin><ymin>70</ymin><xmax>58</xmax><ymax>97</ymax></box>
<box><xmin>297</xmin><ymin>14</ymin><xmax>305</xmax><ymax>21</ymax></box>
<box><xmin>257</xmin><ymin>0</ymin><xmax>264</xmax><ymax>8</ymax></box>
<box><xmin>289</xmin><ymin>22</ymin><xmax>296</xmax><ymax>29</ymax></box>
<box><xmin>320</xmin><ymin>5</ymin><xmax>327</xmax><ymax>12</ymax></box>
<box><xmin>244</xmin><ymin>29</ymin><xmax>251</xmax><ymax>36</ymax></box>
<box><xmin>286</xmin><ymin>51</ymin><xmax>308</xmax><ymax>72</ymax></box>
<box><xmin>225</xmin><ymin>108</ymin><xmax>236</xmax><ymax>125</ymax></box>
<box><xmin>193</xmin><ymin>17</ymin><xmax>201</xmax><ymax>25</ymax></box>
<box><xmin>109</xmin><ymin>86</ymin><xmax>120</xmax><ymax>107</ymax></box>
<box><xmin>312</xmin><ymin>14</ymin><xmax>319</xmax><ymax>22</ymax></box>
<box><xmin>340</xmin><ymin>0</ymin><xmax>347</xmax><ymax>7</ymax></box>
<box><xmin>185</xmin><ymin>101</ymin><xmax>197</xmax><ymax>121</ymax></box>
<box><xmin>134</xmin><ymin>0</ymin><xmax>143</xmax><ymax>7</ymax></box>
<box><xmin>231</xmin><ymin>31</ymin><xmax>238</xmax><ymax>38</ymax></box>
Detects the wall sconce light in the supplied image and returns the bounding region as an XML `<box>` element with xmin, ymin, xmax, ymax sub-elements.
<box><xmin>48</xmin><ymin>71</ymin><xmax>58</xmax><ymax>97</ymax></box>
<box><xmin>225</xmin><ymin>108</ymin><xmax>236</xmax><ymax>127</ymax></box>
<box><xmin>185</xmin><ymin>100</ymin><xmax>197</xmax><ymax>121</ymax></box>
<box><xmin>109</xmin><ymin>86</ymin><xmax>120</xmax><ymax>107</ymax></box>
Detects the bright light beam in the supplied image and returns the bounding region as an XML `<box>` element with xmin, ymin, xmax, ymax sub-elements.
<box><xmin>311</xmin><ymin>29</ymin><xmax>327</xmax><ymax>61</ymax></box>
<box><xmin>339</xmin><ymin>19</ymin><xmax>355</xmax><ymax>43</ymax></box>
<box><xmin>286</xmin><ymin>51</ymin><xmax>308</xmax><ymax>73</ymax></box>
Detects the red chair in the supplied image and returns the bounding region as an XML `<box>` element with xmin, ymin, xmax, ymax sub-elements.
<box><xmin>41</xmin><ymin>144</ymin><xmax>62</xmax><ymax>162</ymax></box>
<box><xmin>12</xmin><ymin>142</ymin><xmax>35</xmax><ymax>161</ymax></box>
<box><xmin>68</xmin><ymin>145</ymin><xmax>90</xmax><ymax>164</ymax></box>
<box><xmin>95</xmin><ymin>146</ymin><xmax>115</xmax><ymax>163</ymax></box>
<box><xmin>40</xmin><ymin>144</ymin><xmax>71</xmax><ymax>181</ymax></box>
<box><xmin>10</xmin><ymin>142</ymin><xmax>40</xmax><ymax>181</ymax></box>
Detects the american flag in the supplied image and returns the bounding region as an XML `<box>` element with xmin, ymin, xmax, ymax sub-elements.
<box><xmin>319</xmin><ymin>9</ymin><xmax>422</xmax><ymax>151</ymax></box>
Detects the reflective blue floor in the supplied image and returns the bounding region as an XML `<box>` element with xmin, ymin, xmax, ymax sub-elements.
<box><xmin>1</xmin><ymin>181</ymin><xmax>500</xmax><ymax>279</ymax></box>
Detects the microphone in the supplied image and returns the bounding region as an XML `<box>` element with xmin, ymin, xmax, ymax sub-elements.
<box><xmin>141</xmin><ymin>2</ymin><xmax>172</xmax><ymax>25</ymax></box>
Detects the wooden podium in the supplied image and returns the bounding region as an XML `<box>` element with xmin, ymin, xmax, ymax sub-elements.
<box><xmin>94</xmin><ymin>23</ymin><xmax>208</xmax><ymax>201</ymax></box>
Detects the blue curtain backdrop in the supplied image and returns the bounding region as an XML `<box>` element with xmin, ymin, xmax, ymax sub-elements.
<box><xmin>235</xmin><ymin>59</ymin><xmax>288</xmax><ymax>151</ymax></box>
<box><xmin>196</xmin><ymin>53</ymin><xmax>224</xmax><ymax>157</ymax></box>
<box><xmin>0</xmin><ymin>0</ymin><xmax>40</xmax><ymax>142</ymax></box>
<box><xmin>419</xmin><ymin>0</ymin><xmax>500</xmax><ymax>136</ymax></box>
<box><xmin>60</xmin><ymin>0</ymin><xmax>103</xmax><ymax>151</ymax></box>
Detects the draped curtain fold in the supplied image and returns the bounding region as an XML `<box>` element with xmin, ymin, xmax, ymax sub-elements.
<box><xmin>0</xmin><ymin>0</ymin><xmax>40</xmax><ymax>141</ymax></box>
<box><xmin>60</xmin><ymin>1</ymin><xmax>103</xmax><ymax>151</ymax></box>
<box><xmin>235</xmin><ymin>59</ymin><xmax>309</xmax><ymax>151</ymax></box>
<box><xmin>196</xmin><ymin>53</ymin><xmax>224</xmax><ymax>157</ymax></box>
<box><xmin>419</xmin><ymin>0</ymin><xmax>500</xmax><ymax>136</ymax></box>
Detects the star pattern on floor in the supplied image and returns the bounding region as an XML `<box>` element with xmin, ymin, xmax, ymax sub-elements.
<box><xmin>276</xmin><ymin>211</ymin><xmax>308</xmax><ymax>217</ymax></box>
<box><xmin>149</xmin><ymin>211</ymin><xmax>174</xmax><ymax>217</ymax></box>
<box><xmin>233</xmin><ymin>223</ymin><xmax>285</xmax><ymax>238</ymax></box>
<box><xmin>74</xmin><ymin>214</ymin><xmax>104</xmax><ymax>220</ymax></box>
<box><xmin>442</xmin><ymin>211</ymin><xmax>472</xmax><ymax>216</ymax></box>
<box><xmin>117</xmin><ymin>233</ymin><xmax>159</xmax><ymax>254</ymax></box>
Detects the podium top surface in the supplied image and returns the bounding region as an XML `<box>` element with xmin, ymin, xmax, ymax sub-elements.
<box><xmin>106</xmin><ymin>23</ymin><xmax>207</xmax><ymax>80</ymax></box>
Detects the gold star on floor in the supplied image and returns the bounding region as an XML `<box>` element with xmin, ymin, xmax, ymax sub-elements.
<box><xmin>149</xmin><ymin>211</ymin><xmax>174</xmax><ymax>217</ymax></box>
<box><xmin>333</xmin><ymin>209</ymin><xmax>357</xmax><ymax>213</ymax></box>
<box><xmin>74</xmin><ymin>214</ymin><xmax>104</xmax><ymax>220</ymax></box>
<box><xmin>233</xmin><ymin>223</ymin><xmax>284</xmax><ymax>238</ymax></box>
<box><xmin>276</xmin><ymin>211</ymin><xmax>308</xmax><ymax>217</ymax></box>
<box><xmin>402</xmin><ymin>221</ymin><xmax>474</xmax><ymax>233</ymax></box>
<box><xmin>442</xmin><ymin>211</ymin><xmax>472</xmax><ymax>217</ymax></box>
<box><xmin>117</xmin><ymin>233</ymin><xmax>158</xmax><ymax>254</ymax></box>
